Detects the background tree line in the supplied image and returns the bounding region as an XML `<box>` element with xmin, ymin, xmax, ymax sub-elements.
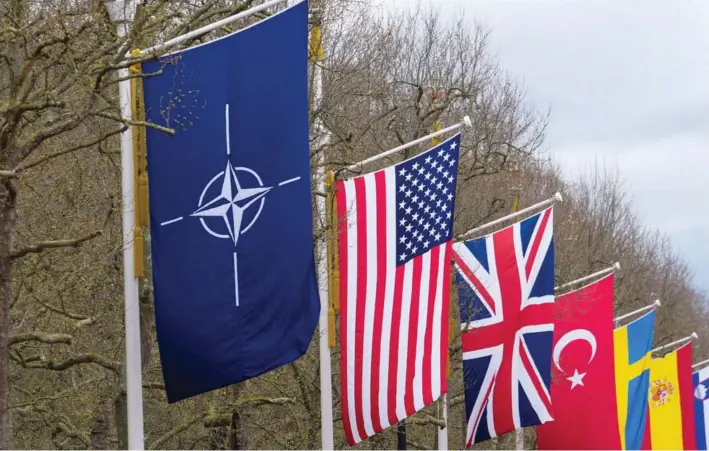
<box><xmin>1</xmin><ymin>0</ymin><xmax>706</xmax><ymax>449</ymax></box>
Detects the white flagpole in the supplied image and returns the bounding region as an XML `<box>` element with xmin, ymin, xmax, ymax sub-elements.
<box><xmin>345</xmin><ymin>117</ymin><xmax>472</xmax><ymax>172</ymax></box>
<box><xmin>614</xmin><ymin>299</ymin><xmax>661</xmax><ymax>325</ymax></box>
<box><xmin>105</xmin><ymin>1</ymin><xmax>144</xmax><ymax>449</ymax></box>
<box><xmin>693</xmin><ymin>358</ymin><xmax>709</xmax><ymax>370</ymax></box>
<box><xmin>437</xmin><ymin>394</ymin><xmax>448</xmax><ymax>450</ymax></box>
<box><xmin>651</xmin><ymin>333</ymin><xmax>698</xmax><ymax>354</ymax></box>
<box><xmin>138</xmin><ymin>0</ymin><xmax>290</xmax><ymax>57</ymax></box>
<box><xmin>457</xmin><ymin>192</ymin><xmax>563</xmax><ymax>240</ymax></box>
<box><xmin>311</xmin><ymin>10</ymin><xmax>334</xmax><ymax>449</ymax></box>
<box><xmin>554</xmin><ymin>262</ymin><xmax>620</xmax><ymax>292</ymax></box>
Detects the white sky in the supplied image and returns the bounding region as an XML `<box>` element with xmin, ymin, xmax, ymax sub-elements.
<box><xmin>388</xmin><ymin>0</ymin><xmax>709</xmax><ymax>291</ymax></box>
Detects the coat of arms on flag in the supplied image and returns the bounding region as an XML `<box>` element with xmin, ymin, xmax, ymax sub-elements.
<box><xmin>453</xmin><ymin>207</ymin><xmax>555</xmax><ymax>446</ymax></box>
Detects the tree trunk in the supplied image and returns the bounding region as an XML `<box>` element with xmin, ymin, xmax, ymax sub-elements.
<box><xmin>90</xmin><ymin>409</ymin><xmax>109</xmax><ymax>450</ymax></box>
<box><xmin>0</xmin><ymin>179</ymin><xmax>18</xmax><ymax>449</ymax></box>
<box><xmin>228</xmin><ymin>383</ymin><xmax>246</xmax><ymax>450</ymax></box>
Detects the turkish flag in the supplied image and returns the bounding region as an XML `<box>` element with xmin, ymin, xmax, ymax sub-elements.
<box><xmin>536</xmin><ymin>273</ymin><xmax>621</xmax><ymax>450</ymax></box>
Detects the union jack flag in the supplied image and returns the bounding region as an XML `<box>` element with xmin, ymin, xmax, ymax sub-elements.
<box><xmin>452</xmin><ymin>207</ymin><xmax>556</xmax><ymax>447</ymax></box>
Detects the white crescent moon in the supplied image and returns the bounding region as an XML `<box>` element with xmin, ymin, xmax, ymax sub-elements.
<box><xmin>553</xmin><ymin>329</ymin><xmax>597</xmax><ymax>371</ymax></box>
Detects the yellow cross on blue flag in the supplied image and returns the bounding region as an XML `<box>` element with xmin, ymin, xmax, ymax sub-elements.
<box><xmin>141</xmin><ymin>0</ymin><xmax>319</xmax><ymax>403</ymax></box>
<box><xmin>613</xmin><ymin>310</ymin><xmax>655</xmax><ymax>450</ymax></box>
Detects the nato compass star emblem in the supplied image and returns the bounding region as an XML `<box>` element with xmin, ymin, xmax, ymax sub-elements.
<box><xmin>158</xmin><ymin>104</ymin><xmax>302</xmax><ymax>306</ymax></box>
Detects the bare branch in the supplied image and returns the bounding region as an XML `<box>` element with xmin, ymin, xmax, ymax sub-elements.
<box><xmin>149</xmin><ymin>416</ymin><xmax>202</xmax><ymax>450</ymax></box>
<box><xmin>11</xmin><ymin>230</ymin><xmax>102</xmax><ymax>259</ymax></box>
<box><xmin>95</xmin><ymin>112</ymin><xmax>175</xmax><ymax>135</ymax></box>
<box><xmin>203</xmin><ymin>397</ymin><xmax>296</xmax><ymax>428</ymax></box>
<box><xmin>13</xmin><ymin>353</ymin><xmax>120</xmax><ymax>374</ymax></box>
<box><xmin>10</xmin><ymin>332</ymin><xmax>72</xmax><ymax>346</ymax></box>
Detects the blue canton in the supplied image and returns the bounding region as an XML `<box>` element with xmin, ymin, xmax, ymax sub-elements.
<box><xmin>394</xmin><ymin>135</ymin><xmax>461</xmax><ymax>266</ymax></box>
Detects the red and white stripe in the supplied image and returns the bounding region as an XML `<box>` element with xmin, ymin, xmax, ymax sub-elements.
<box><xmin>335</xmin><ymin>166</ymin><xmax>451</xmax><ymax>445</ymax></box>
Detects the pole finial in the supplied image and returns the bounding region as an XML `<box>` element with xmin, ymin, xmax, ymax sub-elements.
<box><xmin>692</xmin><ymin>332</ymin><xmax>699</xmax><ymax>340</ymax></box>
<box><xmin>553</xmin><ymin>192</ymin><xmax>563</xmax><ymax>202</ymax></box>
<box><xmin>463</xmin><ymin>115</ymin><xmax>473</xmax><ymax>128</ymax></box>
<box><xmin>654</xmin><ymin>299</ymin><xmax>662</xmax><ymax>308</ymax></box>
<box><xmin>613</xmin><ymin>261</ymin><xmax>621</xmax><ymax>271</ymax></box>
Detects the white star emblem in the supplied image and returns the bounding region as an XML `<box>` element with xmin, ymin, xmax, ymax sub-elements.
<box><xmin>567</xmin><ymin>369</ymin><xmax>586</xmax><ymax>389</ymax></box>
<box><xmin>191</xmin><ymin>161</ymin><xmax>271</xmax><ymax>245</ymax></box>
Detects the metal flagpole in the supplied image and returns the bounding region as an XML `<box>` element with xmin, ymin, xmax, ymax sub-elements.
<box><xmin>138</xmin><ymin>0</ymin><xmax>290</xmax><ymax>57</ymax></box>
<box><xmin>105</xmin><ymin>1</ymin><xmax>144</xmax><ymax>449</ymax></box>
<box><xmin>310</xmin><ymin>6</ymin><xmax>334</xmax><ymax>449</ymax></box>
<box><xmin>651</xmin><ymin>333</ymin><xmax>698</xmax><ymax>354</ymax></box>
<box><xmin>457</xmin><ymin>192</ymin><xmax>563</xmax><ymax>240</ymax></box>
<box><xmin>613</xmin><ymin>299</ymin><xmax>661</xmax><ymax>325</ymax></box>
<box><xmin>345</xmin><ymin>117</ymin><xmax>472</xmax><ymax>173</ymax></box>
<box><xmin>693</xmin><ymin>358</ymin><xmax>709</xmax><ymax>370</ymax></box>
<box><xmin>397</xmin><ymin>421</ymin><xmax>407</xmax><ymax>449</ymax></box>
<box><xmin>554</xmin><ymin>262</ymin><xmax>620</xmax><ymax>292</ymax></box>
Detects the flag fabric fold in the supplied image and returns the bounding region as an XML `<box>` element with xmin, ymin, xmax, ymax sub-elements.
<box><xmin>614</xmin><ymin>310</ymin><xmax>655</xmax><ymax>450</ymax></box>
<box><xmin>642</xmin><ymin>342</ymin><xmax>696</xmax><ymax>450</ymax></box>
<box><xmin>335</xmin><ymin>134</ymin><xmax>461</xmax><ymax>445</ymax></box>
<box><xmin>453</xmin><ymin>207</ymin><xmax>556</xmax><ymax>447</ymax></box>
<box><xmin>142</xmin><ymin>0</ymin><xmax>319</xmax><ymax>403</ymax></box>
<box><xmin>536</xmin><ymin>273</ymin><xmax>620</xmax><ymax>450</ymax></box>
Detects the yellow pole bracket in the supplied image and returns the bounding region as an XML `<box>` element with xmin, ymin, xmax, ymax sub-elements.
<box><xmin>130</xmin><ymin>49</ymin><xmax>149</xmax><ymax>278</ymax></box>
<box><xmin>325</xmin><ymin>170</ymin><xmax>339</xmax><ymax>348</ymax></box>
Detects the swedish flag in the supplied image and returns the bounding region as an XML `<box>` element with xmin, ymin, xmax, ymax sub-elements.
<box><xmin>614</xmin><ymin>310</ymin><xmax>655</xmax><ymax>450</ymax></box>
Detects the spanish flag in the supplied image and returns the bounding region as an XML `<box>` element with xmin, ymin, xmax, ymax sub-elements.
<box><xmin>641</xmin><ymin>342</ymin><xmax>697</xmax><ymax>450</ymax></box>
<box><xmin>614</xmin><ymin>310</ymin><xmax>655</xmax><ymax>450</ymax></box>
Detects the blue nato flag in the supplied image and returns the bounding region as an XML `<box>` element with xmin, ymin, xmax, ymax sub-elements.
<box><xmin>141</xmin><ymin>0</ymin><xmax>319</xmax><ymax>403</ymax></box>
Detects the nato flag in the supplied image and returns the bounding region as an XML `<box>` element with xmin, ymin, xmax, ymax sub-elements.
<box><xmin>142</xmin><ymin>0</ymin><xmax>319</xmax><ymax>403</ymax></box>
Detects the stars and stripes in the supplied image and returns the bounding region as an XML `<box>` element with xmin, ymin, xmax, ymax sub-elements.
<box><xmin>335</xmin><ymin>134</ymin><xmax>461</xmax><ymax>445</ymax></box>
<box><xmin>453</xmin><ymin>207</ymin><xmax>556</xmax><ymax>447</ymax></box>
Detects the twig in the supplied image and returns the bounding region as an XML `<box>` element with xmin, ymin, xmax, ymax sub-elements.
<box><xmin>16</xmin><ymin>125</ymin><xmax>126</xmax><ymax>173</ymax></box>
<box><xmin>16</xmin><ymin>353</ymin><xmax>121</xmax><ymax>374</ymax></box>
<box><xmin>10</xmin><ymin>332</ymin><xmax>72</xmax><ymax>346</ymax></box>
<box><xmin>149</xmin><ymin>416</ymin><xmax>202</xmax><ymax>450</ymax></box>
<box><xmin>203</xmin><ymin>398</ymin><xmax>295</xmax><ymax>428</ymax></box>
<box><xmin>11</xmin><ymin>230</ymin><xmax>102</xmax><ymax>259</ymax></box>
<box><xmin>96</xmin><ymin>112</ymin><xmax>175</xmax><ymax>135</ymax></box>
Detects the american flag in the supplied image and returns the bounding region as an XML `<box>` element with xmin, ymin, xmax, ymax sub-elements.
<box><xmin>452</xmin><ymin>207</ymin><xmax>555</xmax><ymax>447</ymax></box>
<box><xmin>335</xmin><ymin>134</ymin><xmax>461</xmax><ymax>445</ymax></box>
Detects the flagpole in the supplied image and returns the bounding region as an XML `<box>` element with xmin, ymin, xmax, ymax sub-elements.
<box><xmin>693</xmin><ymin>358</ymin><xmax>709</xmax><ymax>370</ymax></box>
<box><xmin>554</xmin><ymin>262</ymin><xmax>620</xmax><ymax>292</ymax></box>
<box><xmin>138</xmin><ymin>0</ymin><xmax>290</xmax><ymax>57</ymax></box>
<box><xmin>105</xmin><ymin>1</ymin><xmax>144</xmax><ymax>449</ymax></box>
<box><xmin>613</xmin><ymin>299</ymin><xmax>661</xmax><ymax>325</ymax></box>
<box><xmin>310</xmin><ymin>7</ymin><xmax>334</xmax><ymax>449</ymax></box>
<box><xmin>457</xmin><ymin>192</ymin><xmax>563</xmax><ymax>240</ymax></box>
<box><xmin>344</xmin><ymin>117</ymin><xmax>472</xmax><ymax>172</ymax></box>
<box><xmin>651</xmin><ymin>332</ymin><xmax>698</xmax><ymax>354</ymax></box>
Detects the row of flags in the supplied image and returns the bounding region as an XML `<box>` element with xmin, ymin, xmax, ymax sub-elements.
<box><xmin>121</xmin><ymin>0</ymin><xmax>709</xmax><ymax>449</ymax></box>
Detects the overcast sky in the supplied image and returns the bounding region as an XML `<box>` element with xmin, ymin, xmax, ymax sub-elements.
<box><xmin>388</xmin><ymin>0</ymin><xmax>709</xmax><ymax>291</ymax></box>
